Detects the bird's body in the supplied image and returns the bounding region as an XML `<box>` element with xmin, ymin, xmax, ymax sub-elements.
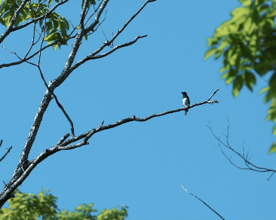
<box><xmin>181</xmin><ymin>92</ymin><xmax>190</xmax><ymax>115</ymax></box>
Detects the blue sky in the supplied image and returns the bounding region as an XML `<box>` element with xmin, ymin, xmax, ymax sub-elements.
<box><xmin>0</xmin><ymin>0</ymin><xmax>276</xmax><ymax>219</ymax></box>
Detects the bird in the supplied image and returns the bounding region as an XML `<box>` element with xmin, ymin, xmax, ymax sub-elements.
<box><xmin>181</xmin><ymin>92</ymin><xmax>190</xmax><ymax>115</ymax></box>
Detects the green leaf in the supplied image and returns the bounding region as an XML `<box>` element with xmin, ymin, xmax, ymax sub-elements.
<box><xmin>206</xmin><ymin>37</ymin><xmax>218</xmax><ymax>46</ymax></box>
<box><xmin>215</xmin><ymin>49</ymin><xmax>224</xmax><ymax>59</ymax></box>
<box><xmin>232</xmin><ymin>75</ymin><xmax>244</xmax><ymax>97</ymax></box>
<box><xmin>221</xmin><ymin>72</ymin><xmax>229</xmax><ymax>79</ymax></box>
<box><xmin>259</xmin><ymin>86</ymin><xmax>269</xmax><ymax>94</ymax></box>
<box><xmin>273</xmin><ymin>126</ymin><xmax>276</xmax><ymax>136</ymax></box>
<box><xmin>204</xmin><ymin>47</ymin><xmax>216</xmax><ymax>59</ymax></box>
<box><xmin>217</xmin><ymin>40</ymin><xmax>229</xmax><ymax>51</ymax></box>
<box><xmin>239</xmin><ymin>0</ymin><xmax>252</xmax><ymax>6</ymax></box>
<box><xmin>225</xmin><ymin>75</ymin><xmax>235</xmax><ymax>84</ymax></box>
<box><xmin>244</xmin><ymin>71</ymin><xmax>256</xmax><ymax>91</ymax></box>
<box><xmin>225</xmin><ymin>68</ymin><xmax>238</xmax><ymax>84</ymax></box>
<box><xmin>220</xmin><ymin>66</ymin><xmax>229</xmax><ymax>73</ymax></box>
<box><xmin>268</xmin><ymin>141</ymin><xmax>276</xmax><ymax>154</ymax></box>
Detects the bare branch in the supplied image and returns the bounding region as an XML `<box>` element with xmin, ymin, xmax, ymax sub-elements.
<box><xmin>13</xmin><ymin>0</ymin><xmax>93</xmax><ymax>173</ymax></box>
<box><xmin>25</xmin><ymin>10</ymin><xmax>76</xmax><ymax>137</ymax></box>
<box><xmin>85</xmin><ymin>0</ymin><xmax>109</xmax><ymax>33</ymax></box>
<box><xmin>207</xmin><ymin>88</ymin><xmax>219</xmax><ymax>102</ymax></box>
<box><xmin>71</xmin><ymin>35</ymin><xmax>147</xmax><ymax>71</ymax></box>
<box><xmin>35</xmin><ymin>64</ymin><xmax>76</xmax><ymax>137</ymax></box>
<box><xmin>0</xmin><ymin>140</ymin><xmax>12</xmax><ymax>162</ymax></box>
<box><xmin>57</xmin><ymin>133</ymin><xmax>70</xmax><ymax>145</ymax></box>
<box><xmin>94</xmin><ymin>35</ymin><xmax>147</xmax><ymax>58</ymax></box>
<box><xmin>84</xmin><ymin>1</ymin><xmax>103</xmax><ymax>26</ymax></box>
<box><xmin>180</xmin><ymin>184</ymin><xmax>225</xmax><ymax>220</ymax></box>
<box><xmin>84</xmin><ymin>121</ymin><xmax>105</xmax><ymax>143</ymax></box>
<box><xmin>96</xmin><ymin>0</ymin><xmax>155</xmax><ymax>42</ymax></box>
<box><xmin>57</xmin><ymin>88</ymin><xmax>220</xmax><ymax>148</ymax></box>
<box><xmin>71</xmin><ymin>0</ymin><xmax>156</xmax><ymax>71</ymax></box>
<box><xmin>0</xmin><ymin>34</ymin><xmax>77</xmax><ymax>69</ymax></box>
<box><xmin>207</xmin><ymin>119</ymin><xmax>276</xmax><ymax>180</ymax></box>
<box><xmin>0</xmin><ymin>0</ymin><xmax>163</xmax><ymax>209</ymax></box>
<box><xmin>22</xmin><ymin>22</ymin><xmax>39</xmax><ymax>60</ymax></box>
<box><xmin>0</xmin><ymin>88</ymin><xmax>219</xmax><ymax>208</ymax></box>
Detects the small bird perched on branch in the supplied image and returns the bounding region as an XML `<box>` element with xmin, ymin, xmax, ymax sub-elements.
<box><xmin>181</xmin><ymin>92</ymin><xmax>190</xmax><ymax>115</ymax></box>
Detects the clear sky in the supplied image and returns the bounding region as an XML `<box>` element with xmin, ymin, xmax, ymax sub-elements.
<box><xmin>0</xmin><ymin>0</ymin><xmax>275</xmax><ymax>219</ymax></box>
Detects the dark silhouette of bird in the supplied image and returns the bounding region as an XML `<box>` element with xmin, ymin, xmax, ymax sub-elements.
<box><xmin>181</xmin><ymin>92</ymin><xmax>190</xmax><ymax>115</ymax></box>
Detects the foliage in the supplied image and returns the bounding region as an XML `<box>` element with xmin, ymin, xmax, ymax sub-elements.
<box><xmin>0</xmin><ymin>189</ymin><xmax>128</xmax><ymax>220</ymax></box>
<box><xmin>0</xmin><ymin>0</ymin><xmax>96</xmax><ymax>49</ymax></box>
<box><xmin>205</xmin><ymin>0</ymin><xmax>276</xmax><ymax>153</ymax></box>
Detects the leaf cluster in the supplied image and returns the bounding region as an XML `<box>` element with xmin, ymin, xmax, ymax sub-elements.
<box><xmin>0</xmin><ymin>0</ymin><xmax>70</xmax><ymax>49</ymax></box>
<box><xmin>0</xmin><ymin>189</ymin><xmax>128</xmax><ymax>220</ymax></box>
<box><xmin>205</xmin><ymin>0</ymin><xmax>276</xmax><ymax>153</ymax></box>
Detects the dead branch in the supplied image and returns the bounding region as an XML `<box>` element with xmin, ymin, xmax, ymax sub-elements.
<box><xmin>180</xmin><ymin>184</ymin><xmax>225</xmax><ymax>220</ymax></box>
<box><xmin>70</xmin><ymin>0</ymin><xmax>156</xmax><ymax>71</ymax></box>
<box><xmin>207</xmin><ymin>118</ymin><xmax>276</xmax><ymax>180</ymax></box>
<box><xmin>0</xmin><ymin>140</ymin><xmax>12</xmax><ymax>162</ymax></box>
<box><xmin>0</xmin><ymin>88</ymin><xmax>219</xmax><ymax>208</ymax></box>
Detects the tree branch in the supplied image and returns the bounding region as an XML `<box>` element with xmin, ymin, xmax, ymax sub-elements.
<box><xmin>0</xmin><ymin>34</ymin><xmax>78</xmax><ymax>69</ymax></box>
<box><xmin>207</xmin><ymin>118</ymin><xmax>276</xmax><ymax>180</ymax></box>
<box><xmin>0</xmin><ymin>0</ymin><xmax>68</xmax><ymax>44</ymax></box>
<box><xmin>71</xmin><ymin>35</ymin><xmax>147</xmax><ymax>72</ymax></box>
<box><xmin>0</xmin><ymin>0</ymin><xmax>29</xmax><ymax>44</ymax></box>
<box><xmin>180</xmin><ymin>184</ymin><xmax>225</xmax><ymax>220</ymax></box>
<box><xmin>71</xmin><ymin>0</ymin><xmax>156</xmax><ymax>72</ymax></box>
<box><xmin>0</xmin><ymin>88</ymin><xmax>219</xmax><ymax>208</ymax></box>
<box><xmin>12</xmin><ymin>0</ymin><xmax>68</xmax><ymax>32</ymax></box>
<box><xmin>91</xmin><ymin>35</ymin><xmax>148</xmax><ymax>59</ymax></box>
<box><xmin>58</xmin><ymin>88</ymin><xmax>220</xmax><ymax>147</ymax></box>
<box><xmin>36</xmin><ymin>8</ymin><xmax>76</xmax><ymax>137</ymax></box>
<box><xmin>0</xmin><ymin>140</ymin><xmax>12</xmax><ymax>162</ymax></box>
<box><xmin>0</xmin><ymin>0</ymin><xmax>160</xmax><ymax>209</ymax></box>
<box><xmin>85</xmin><ymin>0</ymin><xmax>109</xmax><ymax>34</ymax></box>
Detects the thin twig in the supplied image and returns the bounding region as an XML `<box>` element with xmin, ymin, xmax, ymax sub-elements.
<box><xmin>207</xmin><ymin>88</ymin><xmax>219</xmax><ymax>102</ymax></box>
<box><xmin>180</xmin><ymin>184</ymin><xmax>225</xmax><ymax>220</ymax></box>
<box><xmin>70</xmin><ymin>0</ymin><xmax>155</xmax><ymax>71</ymax></box>
<box><xmin>207</xmin><ymin>118</ymin><xmax>276</xmax><ymax>180</ymax></box>
<box><xmin>0</xmin><ymin>146</ymin><xmax>12</xmax><ymax>162</ymax></box>
<box><xmin>28</xmin><ymin>5</ymin><xmax>76</xmax><ymax>137</ymax></box>
<box><xmin>8</xmin><ymin>0</ymin><xmax>69</xmax><ymax>33</ymax></box>
<box><xmin>59</xmin><ymin>88</ymin><xmax>220</xmax><ymax>148</ymax></box>
<box><xmin>84</xmin><ymin>0</ymin><xmax>103</xmax><ymax>26</ymax></box>
<box><xmin>0</xmin><ymin>0</ymin><xmax>29</xmax><ymax>44</ymax></box>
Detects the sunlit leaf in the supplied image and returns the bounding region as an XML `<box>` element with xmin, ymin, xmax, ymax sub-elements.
<box><xmin>204</xmin><ymin>47</ymin><xmax>216</xmax><ymax>60</ymax></box>
<box><xmin>259</xmin><ymin>86</ymin><xmax>269</xmax><ymax>94</ymax></box>
<box><xmin>221</xmin><ymin>72</ymin><xmax>229</xmax><ymax>79</ymax></box>
<box><xmin>268</xmin><ymin>141</ymin><xmax>276</xmax><ymax>154</ymax></box>
<box><xmin>206</xmin><ymin>37</ymin><xmax>218</xmax><ymax>46</ymax></box>
<box><xmin>232</xmin><ymin>75</ymin><xmax>244</xmax><ymax>97</ymax></box>
<box><xmin>244</xmin><ymin>71</ymin><xmax>256</xmax><ymax>91</ymax></box>
<box><xmin>239</xmin><ymin>0</ymin><xmax>252</xmax><ymax>6</ymax></box>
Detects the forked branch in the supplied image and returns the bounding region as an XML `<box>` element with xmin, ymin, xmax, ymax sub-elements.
<box><xmin>0</xmin><ymin>88</ymin><xmax>220</xmax><ymax>208</ymax></box>
<box><xmin>207</xmin><ymin>119</ymin><xmax>276</xmax><ymax>180</ymax></box>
